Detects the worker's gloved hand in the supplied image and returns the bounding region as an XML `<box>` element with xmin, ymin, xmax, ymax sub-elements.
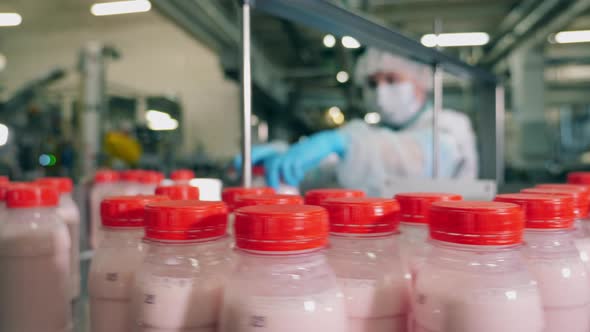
<box><xmin>232</xmin><ymin>141</ymin><xmax>288</xmax><ymax>171</ymax></box>
<box><xmin>266</xmin><ymin>130</ymin><xmax>348</xmax><ymax>188</ymax></box>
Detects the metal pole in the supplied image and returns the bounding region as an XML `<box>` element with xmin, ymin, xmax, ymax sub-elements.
<box><xmin>495</xmin><ymin>84</ymin><xmax>506</xmax><ymax>184</ymax></box>
<box><xmin>432</xmin><ymin>64</ymin><xmax>443</xmax><ymax>178</ymax></box>
<box><xmin>241</xmin><ymin>0</ymin><xmax>253</xmax><ymax>187</ymax></box>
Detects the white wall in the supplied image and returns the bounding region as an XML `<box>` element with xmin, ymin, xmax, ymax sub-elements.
<box><xmin>0</xmin><ymin>8</ymin><xmax>241</xmax><ymax>159</ymax></box>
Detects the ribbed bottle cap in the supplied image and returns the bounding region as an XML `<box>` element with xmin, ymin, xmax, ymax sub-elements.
<box><xmin>494</xmin><ymin>193</ymin><xmax>575</xmax><ymax>229</ymax></box>
<box><xmin>36</xmin><ymin>177</ymin><xmax>73</xmax><ymax>194</ymax></box>
<box><xmin>101</xmin><ymin>195</ymin><xmax>168</xmax><ymax>227</ymax></box>
<box><xmin>521</xmin><ymin>187</ymin><xmax>589</xmax><ymax>218</ymax></box>
<box><xmin>170</xmin><ymin>169</ymin><xmax>195</xmax><ymax>181</ymax></box>
<box><xmin>321</xmin><ymin>197</ymin><xmax>400</xmax><ymax>234</ymax></box>
<box><xmin>155</xmin><ymin>185</ymin><xmax>200</xmax><ymax>200</ymax></box>
<box><xmin>6</xmin><ymin>185</ymin><xmax>60</xmax><ymax>208</ymax></box>
<box><xmin>395</xmin><ymin>192</ymin><xmax>462</xmax><ymax>224</ymax></box>
<box><xmin>234</xmin><ymin>194</ymin><xmax>303</xmax><ymax>209</ymax></box>
<box><xmin>222</xmin><ymin>186</ymin><xmax>275</xmax><ymax>211</ymax></box>
<box><xmin>304</xmin><ymin>188</ymin><xmax>365</xmax><ymax>206</ymax></box>
<box><xmin>94</xmin><ymin>170</ymin><xmax>119</xmax><ymax>183</ymax></box>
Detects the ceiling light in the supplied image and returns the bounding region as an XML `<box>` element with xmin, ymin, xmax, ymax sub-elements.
<box><xmin>326</xmin><ymin>106</ymin><xmax>345</xmax><ymax>125</ymax></box>
<box><xmin>148</xmin><ymin>118</ymin><xmax>178</xmax><ymax>131</ymax></box>
<box><xmin>145</xmin><ymin>110</ymin><xmax>171</xmax><ymax>123</ymax></box>
<box><xmin>342</xmin><ymin>36</ymin><xmax>361</xmax><ymax>49</ymax></box>
<box><xmin>364</xmin><ymin>112</ymin><xmax>381</xmax><ymax>125</ymax></box>
<box><xmin>336</xmin><ymin>71</ymin><xmax>349</xmax><ymax>83</ymax></box>
<box><xmin>0</xmin><ymin>13</ymin><xmax>22</xmax><ymax>27</ymax></box>
<box><xmin>552</xmin><ymin>30</ymin><xmax>590</xmax><ymax>44</ymax></box>
<box><xmin>420</xmin><ymin>32</ymin><xmax>489</xmax><ymax>47</ymax></box>
<box><xmin>323</xmin><ymin>34</ymin><xmax>336</xmax><ymax>48</ymax></box>
<box><xmin>91</xmin><ymin>0</ymin><xmax>151</xmax><ymax>16</ymax></box>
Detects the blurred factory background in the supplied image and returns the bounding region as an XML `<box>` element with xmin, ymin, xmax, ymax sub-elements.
<box><xmin>1</xmin><ymin>0</ymin><xmax>590</xmax><ymax>189</ymax></box>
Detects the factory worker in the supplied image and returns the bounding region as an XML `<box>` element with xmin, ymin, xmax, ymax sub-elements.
<box><xmin>235</xmin><ymin>48</ymin><xmax>478</xmax><ymax>196</ymax></box>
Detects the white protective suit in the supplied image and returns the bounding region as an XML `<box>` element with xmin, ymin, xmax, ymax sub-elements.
<box><xmin>333</xmin><ymin>49</ymin><xmax>478</xmax><ymax>196</ymax></box>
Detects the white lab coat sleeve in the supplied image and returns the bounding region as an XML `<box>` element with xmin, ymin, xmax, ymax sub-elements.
<box><xmin>336</xmin><ymin>120</ymin><xmax>463</xmax><ymax>195</ymax></box>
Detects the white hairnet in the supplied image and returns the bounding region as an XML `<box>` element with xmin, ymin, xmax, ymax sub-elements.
<box><xmin>354</xmin><ymin>48</ymin><xmax>433</xmax><ymax>90</ymax></box>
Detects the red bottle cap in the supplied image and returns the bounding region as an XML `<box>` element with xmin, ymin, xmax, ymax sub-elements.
<box><xmin>101</xmin><ymin>195</ymin><xmax>168</xmax><ymax>228</ymax></box>
<box><xmin>429</xmin><ymin>201</ymin><xmax>524</xmax><ymax>246</ymax></box>
<box><xmin>568</xmin><ymin>172</ymin><xmax>590</xmax><ymax>185</ymax></box>
<box><xmin>155</xmin><ymin>185</ymin><xmax>200</xmax><ymax>200</ymax></box>
<box><xmin>222</xmin><ymin>187</ymin><xmax>275</xmax><ymax>211</ymax></box>
<box><xmin>321</xmin><ymin>197</ymin><xmax>400</xmax><ymax>234</ymax></box>
<box><xmin>170</xmin><ymin>169</ymin><xmax>195</xmax><ymax>181</ymax></box>
<box><xmin>94</xmin><ymin>170</ymin><xmax>119</xmax><ymax>183</ymax></box>
<box><xmin>120</xmin><ymin>170</ymin><xmax>143</xmax><ymax>182</ymax></box>
<box><xmin>234</xmin><ymin>205</ymin><xmax>329</xmax><ymax>252</ymax></box>
<box><xmin>144</xmin><ymin>200</ymin><xmax>228</xmax><ymax>241</ymax></box>
<box><xmin>234</xmin><ymin>194</ymin><xmax>303</xmax><ymax>209</ymax></box>
<box><xmin>36</xmin><ymin>177</ymin><xmax>73</xmax><ymax>194</ymax></box>
<box><xmin>304</xmin><ymin>188</ymin><xmax>365</xmax><ymax>206</ymax></box>
<box><xmin>521</xmin><ymin>187</ymin><xmax>589</xmax><ymax>218</ymax></box>
<box><xmin>0</xmin><ymin>182</ymin><xmax>28</xmax><ymax>201</ymax></box>
<box><xmin>494</xmin><ymin>193</ymin><xmax>575</xmax><ymax>229</ymax></box>
<box><xmin>537</xmin><ymin>183</ymin><xmax>590</xmax><ymax>193</ymax></box>
<box><xmin>138</xmin><ymin>171</ymin><xmax>164</xmax><ymax>184</ymax></box>
<box><xmin>395</xmin><ymin>192</ymin><xmax>463</xmax><ymax>224</ymax></box>
<box><xmin>0</xmin><ymin>176</ymin><xmax>9</xmax><ymax>184</ymax></box>
<box><xmin>6</xmin><ymin>185</ymin><xmax>60</xmax><ymax>208</ymax></box>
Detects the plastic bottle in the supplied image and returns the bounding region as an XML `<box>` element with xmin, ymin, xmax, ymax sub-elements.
<box><xmin>412</xmin><ymin>201</ymin><xmax>544</xmax><ymax>332</ymax></box>
<box><xmin>136</xmin><ymin>171</ymin><xmax>165</xmax><ymax>195</ymax></box>
<box><xmin>535</xmin><ymin>183</ymin><xmax>590</xmax><ymax>234</ymax></box>
<box><xmin>154</xmin><ymin>184</ymin><xmax>200</xmax><ymax>200</ymax></box>
<box><xmin>304</xmin><ymin>188</ymin><xmax>365</xmax><ymax>206</ymax></box>
<box><xmin>131</xmin><ymin>200</ymin><xmax>232</xmax><ymax>331</ymax></box>
<box><xmin>222</xmin><ymin>186</ymin><xmax>275</xmax><ymax>235</ymax></box>
<box><xmin>88</xmin><ymin>195</ymin><xmax>168</xmax><ymax>332</ymax></box>
<box><xmin>37</xmin><ymin>176</ymin><xmax>81</xmax><ymax>300</ymax></box>
<box><xmin>394</xmin><ymin>192</ymin><xmax>462</xmax><ymax>280</ymax></box>
<box><xmin>495</xmin><ymin>193</ymin><xmax>590</xmax><ymax>332</ymax></box>
<box><xmin>321</xmin><ymin>197</ymin><xmax>408</xmax><ymax>332</ymax></box>
<box><xmin>219</xmin><ymin>205</ymin><xmax>347</xmax><ymax>332</ymax></box>
<box><xmin>90</xmin><ymin>170</ymin><xmax>121</xmax><ymax>249</ymax></box>
<box><xmin>521</xmin><ymin>187</ymin><xmax>590</xmax><ymax>271</ymax></box>
<box><xmin>119</xmin><ymin>170</ymin><xmax>144</xmax><ymax>196</ymax></box>
<box><xmin>170</xmin><ymin>169</ymin><xmax>195</xmax><ymax>184</ymax></box>
<box><xmin>0</xmin><ymin>185</ymin><xmax>72</xmax><ymax>332</ymax></box>
<box><xmin>233</xmin><ymin>193</ymin><xmax>303</xmax><ymax>209</ymax></box>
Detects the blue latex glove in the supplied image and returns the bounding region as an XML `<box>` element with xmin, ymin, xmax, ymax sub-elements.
<box><xmin>233</xmin><ymin>142</ymin><xmax>288</xmax><ymax>171</ymax></box>
<box><xmin>266</xmin><ymin>130</ymin><xmax>347</xmax><ymax>188</ymax></box>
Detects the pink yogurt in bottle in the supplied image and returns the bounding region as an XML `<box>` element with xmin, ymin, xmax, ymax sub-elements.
<box><xmin>88</xmin><ymin>195</ymin><xmax>168</xmax><ymax>332</ymax></box>
<box><xmin>37</xmin><ymin>176</ymin><xmax>81</xmax><ymax>300</ymax></box>
<box><xmin>219</xmin><ymin>205</ymin><xmax>347</xmax><ymax>332</ymax></box>
<box><xmin>412</xmin><ymin>201</ymin><xmax>544</xmax><ymax>332</ymax></box>
<box><xmin>90</xmin><ymin>170</ymin><xmax>121</xmax><ymax>249</ymax></box>
<box><xmin>155</xmin><ymin>184</ymin><xmax>200</xmax><ymax>200</ymax></box>
<box><xmin>0</xmin><ymin>185</ymin><xmax>72</xmax><ymax>332</ymax></box>
<box><xmin>222</xmin><ymin>186</ymin><xmax>275</xmax><ymax>236</ymax></box>
<box><xmin>131</xmin><ymin>200</ymin><xmax>232</xmax><ymax>331</ymax></box>
<box><xmin>496</xmin><ymin>193</ymin><xmax>590</xmax><ymax>332</ymax></box>
<box><xmin>394</xmin><ymin>192</ymin><xmax>462</xmax><ymax>281</ymax></box>
<box><xmin>322</xmin><ymin>197</ymin><xmax>408</xmax><ymax>332</ymax></box>
<box><xmin>169</xmin><ymin>169</ymin><xmax>195</xmax><ymax>185</ymax></box>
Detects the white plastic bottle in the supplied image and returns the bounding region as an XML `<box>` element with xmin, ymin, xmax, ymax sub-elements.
<box><xmin>394</xmin><ymin>192</ymin><xmax>462</xmax><ymax>280</ymax></box>
<box><xmin>136</xmin><ymin>171</ymin><xmax>165</xmax><ymax>195</ymax></box>
<box><xmin>131</xmin><ymin>200</ymin><xmax>232</xmax><ymax>331</ymax></box>
<box><xmin>321</xmin><ymin>197</ymin><xmax>408</xmax><ymax>332</ymax></box>
<box><xmin>219</xmin><ymin>205</ymin><xmax>347</xmax><ymax>332</ymax></box>
<box><xmin>88</xmin><ymin>195</ymin><xmax>168</xmax><ymax>332</ymax></box>
<box><xmin>119</xmin><ymin>170</ymin><xmax>144</xmax><ymax>196</ymax></box>
<box><xmin>304</xmin><ymin>188</ymin><xmax>365</xmax><ymax>206</ymax></box>
<box><xmin>170</xmin><ymin>169</ymin><xmax>195</xmax><ymax>184</ymax></box>
<box><xmin>521</xmin><ymin>187</ymin><xmax>590</xmax><ymax>270</ymax></box>
<box><xmin>90</xmin><ymin>170</ymin><xmax>121</xmax><ymax>249</ymax></box>
<box><xmin>37</xmin><ymin>176</ymin><xmax>81</xmax><ymax>300</ymax></box>
<box><xmin>413</xmin><ymin>201</ymin><xmax>544</xmax><ymax>332</ymax></box>
<box><xmin>154</xmin><ymin>184</ymin><xmax>200</xmax><ymax>200</ymax></box>
<box><xmin>222</xmin><ymin>186</ymin><xmax>275</xmax><ymax>235</ymax></box>
<box><xmin>0</xmin><ymin>185</ymin><xmax>72</xmax><ymax>332</ymax></box>
<box><xmin>495</xmin><ymin>193</ymin><xmax>590</xmax><ymax>332</ymax></box>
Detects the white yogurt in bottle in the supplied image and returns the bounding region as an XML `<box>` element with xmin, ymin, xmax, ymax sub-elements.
<box><xmin>496</xmin><ymin>193</ymin><xmax>590</xmax><ymax>332</ymax></box>
<box><xmin>322</xmin><ymin>197</ymin><xmax>408</xmax><ymax>332</ymax></box>
<box><xmin>88</xmin><ymin>195</ymin><xmax>168</xmax><ymax>332</ymax></box>
<box><xmin>131</xmin><ymin>200</ymin><xmax>232</xmax><ymax>331</ymax></box>
<box><xmin>394</xmin><ymin>192</ymin><xmax>462</xmax><ymax>281</ymax></box>
<box><xmin>413</xmin><ymin>201</ymin><xmax>545</xmax><ymax>332</ymax></box>
<box><xmin>154</xmin><ymin>184</ymin><xmax>200</xmax><ymax>200</ymax></box>
<box><xmin>0</xmin><ymin>184</ymin><xmax>72</xmax><ymax>332</ymax></box>
<box><xmin>221</xmin><ymin>186</ymin><xmax>275</xmax><ymax>236</ymax></box>
<box><xmin>219</xmin><ymin>204</ymin><xmax>347</xmax><ymax>332</ymax></box>
<box><xmin>37</xmin><ymin>177</ymin><xmax>81</xmax><ymax>300</ymax></box>
<box><xmin>89</xmin><ymin>170</ymin><xmax>121</xmax><ymax>249</ymax></box>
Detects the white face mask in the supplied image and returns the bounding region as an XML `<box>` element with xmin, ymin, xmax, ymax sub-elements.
<box><xmin>376</xmin><ymin>82</ymin><xmax>422</xmax><ymax>127</ymax></box>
